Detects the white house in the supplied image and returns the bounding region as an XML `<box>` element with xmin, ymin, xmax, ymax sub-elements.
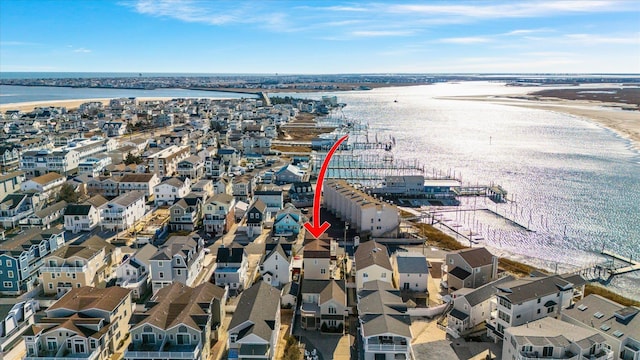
<box><xmin>100</xmin><ymin>191</ymin><xmax>146</xmax><ymax>231</ymax></box>
<box><xmin>64</xmin><ymin>203</ymin><xmax>100</xmax><ymax>233</ymax></box>
<box><xmin>20</xmin><ymin>172</ymin><xmax>65</xmax><ymax>202</ymax></box>
<box><xmin>355</xmin><ymin>241</ymin><xmax>393</xmax><ymax>290</ymax></box>
<box><xmin>259</xmin><ymin>244</ymin><xmax>291</xmax><ymax>288</ymax></box>
<box><xmin>214</xmin><ymin>246</ymin><xmax>249</xmax><ymax>292</ymax></box>
<box><xmin>153</xmin><ymin>176</ymin><xmax>192</xmax><ymax>206</ymax></box>
<box><xmin>118</xmin><ymin>173</ymin><xmax>160</xmax><ymax>197</ymax></box>
<box><xmin>115</xmin><ymin>244</ymin><xmax>157</xmax><ymax>299</ymax></box>
<box><xmin>0</xmin><ymin>299</ymin><xmax>39</xmax><ymax>353</ymax></box>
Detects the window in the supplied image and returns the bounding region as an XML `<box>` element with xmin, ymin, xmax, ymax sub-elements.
<box><xmin>159</xmin><ymin>272</ymin><xmax>164</xmax><ymax>279</ymax></box>
<box><xmin>522</xmin><ymin>345</ymin><xmax>533</xmax><ymax>352</ymax></box>
<box><xmin>363</xmin><ymin>273</ymin><xmax>368</xmax><ymax>278</ymax></box>
<box><xmin>47</xmin><ymin>338</ymin><xmax>57</xmax><ymax>351</ymax></box>
<box><xmin>547</xmin><ymin>306</ymin><xmax>554</xmax><ymax>313</ymax></box>
<box><xmin>3</xmin><ymin>281</ymin><xmax>13</xmax><ymax>288</ymax></box>
<box><xmin>381</xmin><ymin>273</ymin><xmax>387</xmax><ymax>278</ymax></box>
<box><xmin>5</xmin><ymin>260</ymin><xmax>10</xmax><ymax>267</ymax></box>
<box><xmin>7</xmin><ymin>271</ymin><xmax>13</xmax><ymax>278</ymax></box>
<box><xmin>320</xmin><ymin>268</ymin><xmax>326</xmax><ymax>274</ymax></box>
<box><xmin>328</xmin><ymin>306</ymin><xmax>336</xmax><ymax>314</ymax></box>
<box><xmin>48</xmin><ymin>283</ymin><xmax>53</xmax><ymax>289</ymax></box>
<box><xmin>543</xmin><ymin>347</ymin><xmax>553</xmax><ymax>356</ymax></box>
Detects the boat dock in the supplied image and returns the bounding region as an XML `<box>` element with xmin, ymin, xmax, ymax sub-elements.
<box><xmin>453</xmin><ymin>185</ymin><xmax>507</xmax><ymax>202</ymax></box>
<box><xmin>600</xmin><ymin>250</ymin><xmax>640</xmax><ymax>276</ymax></box>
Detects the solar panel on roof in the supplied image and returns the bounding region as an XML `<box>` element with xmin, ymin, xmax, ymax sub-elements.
<box><xmin>600</xmin><ymin>324</ymin><xmax>611</xmax><ymax>331</ymax></box>
<box><xmin>612</xmin><ymin>330</ymin><xmax>624</xmax><ymax>338</ymax></box>
<box><xmin>577</xmin><ymin>304</ymin><xmax>588</xmax><ymax>311</ymax></box>
<box><xmin>594</xmin><ymin>312</ymin><xmax>604</xmax><ymax>319</ymax></box>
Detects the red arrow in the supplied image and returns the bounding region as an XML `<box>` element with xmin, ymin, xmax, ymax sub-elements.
<box><xmin>304</xmin><ymin>134</ymin><xmax>349</xmax><ymax>239</ymax></box>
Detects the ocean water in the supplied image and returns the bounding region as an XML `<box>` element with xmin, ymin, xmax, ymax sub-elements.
<box><xmin>0</xmin><ymin>85</ymin><xmax>256</xmax><ymax>104</ymax></box>
<box><xmin>283</xmin><ymin>82</ymin><xmax>640</xmax><ymax>299</ymax></box>
<box><xmin>2</xmin><ymin>81</ymin><xmax>639</xmax><ymax>299</ymax></box>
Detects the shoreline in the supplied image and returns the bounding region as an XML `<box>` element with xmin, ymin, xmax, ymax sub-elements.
<box><xmin>439</xmin><ymin>94</ymin><xmax>640</xmax><ymax>152</ymax></box>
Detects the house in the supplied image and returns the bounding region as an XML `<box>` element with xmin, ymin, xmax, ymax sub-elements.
<box><xmin>203</xmin><ymin>193</ymin><xmax>236</xmax><ymax>235</ymax></box>
<box><xmin>0</xmin><ymin>171</ymin><xmax>25</xmax><ymax>200</ymax></box>
<box><xmin>77</xmin><ymin>156</ymin><xmax>112</xmax><ymax>177</ymax></box>
<box><xmin>488</xmin><ymin>274</ymin><xmax>584</xmax><ymax>340</ymax></box>
<box><xmin>19</xmin><ymin>200</ymin><xmax>66</xmax><ymax>229</ymax></box>
<box><xmin>274</xmin><ymin>164</ymin><xmax>305</xmax><ymax>185</ymax></box>
<box><xmin>217</xmin><ymin>147</ymin><xmax>239</xmax><ymax>166</ymax></box>
<box><xmin>20</xmin><ymin>149</ymin><xmax>79</xmax><ymax>176</ymax></box>
<box><xmin>0</xmin><ymin>299</ymin><xmax>39</xmax><ymax>353</ymax></box>
<box><xmin>212</xmin><ymin>176</ymin><xmax>232</xmax><ymax>195</ymax></box>
<box><xmin>503</xmin><ymin>317</ymin><xmax>614</xmax><ymax>360</ymax></box>
<box><xmin>393</xmin><ymin>252</ymin><xmax>429</xmax><ymax>293</ymax></box>
<box><xmin>214</xmin><ymin>246</ymin><xmax>249</xmax><ymax>291</ymax></box>
<box><xmin>153</xmin><ymin>176</ymin><xmax>192</xmax><ymax>206</ymax></box>
<box><xmin>289</xmin><ymin>181</ymin><xmax>313</xmax><ymax>207</ymax></box>
<box><xmin>281</xmin><ymin>281</ymin><xmax>299</xmax><ymax>309</ymax></box>
<box><xmin>115</xmin><ymin>243</ymin><xmax>157</xmax><ymax>299</ymax></box>
<box><xmin>443</xmin><ymin>247</ymin><xmax>498</xmax><ymax>293</ymax></box>
<box><xmin>149</xmin><ymin>234</ymin><xmax>206</xmax><ymax>294</ymax></box>
<box><xmin>273</xmin><ymin>203</ymin><xmax>304</xmax><ymax>236</ymax></box>
<box><xmin>300</xmin><ymin>279</ymin><xmax>347</xmax><ymax>332</ymax></box>
<box><xmin>357</xmin><ymin>280</ymin><xmax>413</xmax><ymax>360</ymax></box>
<box><xmin>232</xmin><ymin>176</ymin><xmax>252</xmax><ymax>202</ymax></box>
<box><xmin>0</xmin><ymin>193</ymin><xmax>33</xmax><ymax>228</ymax></box>
<box><xmin>245</xmin><ymin>199</ymin><xmax>267</xmax><ymax>236</ymax></box>
<box><xmin>0</xmin><ymin>228</ymin><xmax>66</xmax><ymax>294</ymax></box>
<box><xmin>169</xmin><ymin>193</ymin><xmax>203</xmax><ymax>232</ymax></box>
<box><xmin>147</xmin><ymin>145</ymin><xmax>190</xmax><ymax>177</ymax></box>
<box><xmin>40</xmin><ymin>236</ymin><xmax>123</xmax><ymax>297</ymax></box>
<box><xmin>355</xmin><ymin>241</ymin><xmax>393</xmax><ymax>290</ymax></box>
<box><xmin>323</xmin><ymin>180</ymin><xmax>400</xmax><ymax>238</ymax></box>
<box><xmin>100</xmin><ymin>191</ymin><xmax>146</xmax><ymax>231</ymax></box>
<box><xmin>118</xmin><ymin>173</ymin><xmax>160</xmax><ymax>197</ymax></box>
<box><xmin>446</xmin><ymin>275</ymin><xmax>515</xmax><ymax>339</ymax></box>
<box><xmin>228</xmin><ymin>282</ymin><xmax>281</xmax><ymax>360</ymax></box>
<box><xmin>191</xmin><ymin>179</ymin><xmax>214</xmax><ymax>199</ymax></box>
<box><xmin>561</xmin><ymin>294</ymin><xmax>640</xmax><ymax>360</ymax></box>
<box><xmin>102</xmin><ymin>120</ymin><xmax>127</xmax><ymax>137</ymax></box>
<box><xmin>176</xmin><ymin>155</ymin><xmax>205</xmax><ymax>180</ymax></box>
<box><xmin>20</xmin><ymin>172</ymin><xmax>65</xmax><ymax>202</ymax></box>
<box><xmin>0</xmin><ymin>146</ymin><xmax>20</xmax><ymax>173</ymax></box>
<box><xmin>253</xmin><ymin>189</ymin><xmax>283</xmax><ymax>215</ymax></box>
<box><xmin>23</xmin><ymin>286</ymin><xmax>132</xmax><ymax>360</ymax></box>
<box><xmin>205</xmin><ymin>157</ymin><xmax>226</xmax><ymax>179</ymax></box>
<box><xmin>259</xmin><ymin>244</ymin><xmax>291</xmax><ymax>288</ymax></box>
<box><xmin>125</xmin><ymin>282</ymin><xmax>227</xmax><ymax>360</ymax></box>
<box><xmin>303</xmin><ymin>234</ymin><xmax>334</xmax><ymax>280</ymax></box>
<box><xmin>64</xmin><ymin>203</ymin><xmax>100</xmax><ymax>233</ymax></box>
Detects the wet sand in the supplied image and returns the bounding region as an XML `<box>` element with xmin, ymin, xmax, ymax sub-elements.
<box><xmin>441</xmin><ymin>94</ymin><xmax>640</xmax><ymax>151</ymax></box>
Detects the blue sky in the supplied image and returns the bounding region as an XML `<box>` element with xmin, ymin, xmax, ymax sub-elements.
<box><xmin>1</xmin><ymin>0</ymin><xmax>639</xmax><ymax>73</ymax></box>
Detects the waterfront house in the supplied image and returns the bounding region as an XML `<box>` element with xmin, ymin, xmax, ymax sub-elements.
<box><xmin>153</xmin><ymin>176</ymin><xmax>192</xmax><ymax>206</ymax></box>
<box><xmin>40</xmin><ymin>236</ymin><xmax>122</xmax><ymax>297</ymax></box>
<box><xmin>169</xmin><ymin>193</ymin><xmax>203</xmax><ymax>232</ymax></box>
<box><xmin>446</xmin><ymin>275</ymin><xmax>515</xmax><ymax>338</ymax></box>
<box><xmin>357</xmin><ymin>280</ymin><xmax>413</xmax><ymax>360</ymax></box>
<box><xmin>443</xmin><ymin>247</ymin><xmax>498</xmax><ymax>293</ymax></box>
<box><xmin>125</xmin><ymin>282</ymin><xmax>227</xmax><ymax>360</ymax></box>
<box><xmin>0</xmin><ymin>228</ymin><xmax>66</xmax><ymax>295</ymax></box>
<box><xmin>114</xmin><ymin>243</ymin><xmax>157</xmax><ymax>299</ymax></box>
<box><xmin>203</xmin><ymin>193</ymin><xmax>236</xmax><ymax>235</ymax></box>
<box><xmin>503</xmin><ymin>317</ymin><xmax>613</xmax><ymax>360</ymax></box>
<box><xmin>300</xmin><ymin>279</ymin><xmax>347</xmax><ymax>332</ymax></box>
<box><xmin>561</xmin><ymin>294</ymin><xmax>640</xmax><ymax>360</ymax></box>
<box><xmin>272</xmin><ymin>203</ymin><xmax>304</xmax><ymax>236</ymax></box>
<box><xmin>214</xmin><ymin>246</ymin><xmax>249</xmax><ymax>292</ymax></box>
<box><xmin>323</xmin><ymin>179</ymin><xmax>400</xmax><ymax>238</ymax></box>
<box><xmin>100</xmin><ymin>191</ymin><xmax>146</xmax><ymax>231</ymax></box>
<box><xmin>488</xmin><ymin>274</ymin><xmax>584</xmax><ymax>340</ymax></box>
<box><xmin>392</xmin><ymin>252</ymin><xmax>429</xmax><ymax>293</ymax></box>
<box><xmin>355</xmin><ymin>241</ymin><xmax>393</xmax><ymax>290</ymax></box>
<box><xmin>118</xmin><ymin>173</ymin><xmax>160</xmax><ymax>197</ymax></box>
<box><xmin>0</xmin><ymin>299</ymin><xmax>39</xmax><ymax>354</ymax></box>
<box><xmin>227</xmin><ymin>282</ymin><xmax>281</xmax><ymax>360</ymax></box>
<box><xmin>23</xmin><ymin>286</ymin><xmax>132</xmax><ymax>360</ymax></box>
<box><xmin>259</xmin><ymin>244</ymin><xmax>291</xmax><ymax>288</ymax></box>
<box><xmin>149</xmin><ymin>234</ymin><xmax>206</xmax><ymax>294</ymax></box>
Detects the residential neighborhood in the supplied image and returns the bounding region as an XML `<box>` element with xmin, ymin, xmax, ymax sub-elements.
<box><xmin>0</xmin><ymin>95</ymin><xmax>638</xmax><ymax>360</ymax></box>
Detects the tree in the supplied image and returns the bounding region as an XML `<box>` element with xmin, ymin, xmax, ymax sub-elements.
<box><xmin>124</xmin><ymin>153</ymin><xmax>143</xmax><ymax>165</ymax></box>
<box><xmin>57</xmin><ymin>183</ymin><xmax>79</xmax><ymax>203</ymax></box>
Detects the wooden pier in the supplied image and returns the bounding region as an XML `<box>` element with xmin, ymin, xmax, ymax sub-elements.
<box><xmin>600</xmin><ymin>250</ymin><xmax>640</xmax><ymax>276</ymax></box>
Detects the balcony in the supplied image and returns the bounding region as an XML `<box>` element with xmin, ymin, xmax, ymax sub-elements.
<box><xmin>125</xmin><ymin>339</ymin><xmax>202</xmax><ymax>359</ymax></box>
<box><xmin>365</xmin><ymin>337</ymin><xmax>409</xmax><ymax>353</ymax></box>
<box><xmin>238</xmin><ymin>344</ymin><xmax>270</xmax><ymax>358</ymax></box>
<box><xmin>117</xmin><ymin>274</ymin><xmax>148</xmax><ymax>288</ymax></box>
<box><xmin>41</xmin><ymin>264</ymin><xmax>89</xmax><ymax>273</ymax></box>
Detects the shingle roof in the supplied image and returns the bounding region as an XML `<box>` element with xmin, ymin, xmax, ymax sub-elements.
<box><xmin>496</xmin><ymin>274</ymin><xmax>574</xmax><ymax>304</ymax></box>
<box><xmin>47</xmin><ymin>286</ymin><xmax>130</xmax><ymax>313</ymax></box>
<box><xmin>84</xmin><ymin>194</ymin><xmax>108</xmax><ymax>208</ymax></box>
<box><xmin>358</xmin><ymin>280</ymin><xmax>412</xmax><ymax>338</ymax></box>
<box><xmin>455</xmin><ymin>247</ymin><xmax>495</xmax><ymax>268</ymax></box>
<box><xmin>119</xmin><ymin>173</ymin><xmax>156</xmax><ymax>183</ymax></box>
<box><xmin>216</xmin><ymin>246</ymin><xmax>246</xmax><ymax>263</ymax></box>
<box><xmin>454</xmin><ymin>275</ymin><xmax>515</xmax><ymax>307</ymax></box>
<box><xmin>65</xmin><ymin>204</ymin><xmax>93</xmax><ymax>216</ymax></box>
<box><xmin>30</xmin><ymin>172</ymin><xmax>63</xmax><ymax>185</ymax></box>
<box><xmin>229</xmin><ymin>282</ymin><xmax>280</xmax><ymax>342</ymax></box>
<box><xmin>395</xmin><ymin>252</ymin><xmax>429</xmax><ymax>274</ymax></box>
<box><xmin>355</xmin><ymin>241</ymin><xmax>392</xmax><ymax>271</ymax></box>
<box><xmin>448</xmin><ymin>266</ymin><xmax>471</xmax><ymax>280</ymax></box>
<box><xmin>319</xmin><ymin>280</ymin><xmax>346</xmax><ymax>307</ymax></box>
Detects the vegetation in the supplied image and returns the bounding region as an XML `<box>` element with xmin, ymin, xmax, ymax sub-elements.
<box><xmin>282</xmin><ymin>335</ymin><xmax>302</xmax><ymax>360</ymax></box>
<box><xmin>585</xmin><ymin>284</ymin><xmax>640</xmax><ymax>306</ymax></box>
<box><xmin>57</xmin><ymin>183</ymin><xmax>79</xmax><ymax>203</ymax></box>
<box><xmin>124</xmin><ymin>153</ymin><xmax>143</xmax><ymax>165</ymax></box>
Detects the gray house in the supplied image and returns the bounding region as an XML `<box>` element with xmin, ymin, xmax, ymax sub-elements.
<box><xmin>149</xmin><ymin>234</ymin><xmax>206</xmax><ymax>294</ymax></box>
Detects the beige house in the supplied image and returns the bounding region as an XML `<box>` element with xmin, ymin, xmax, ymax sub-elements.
<box><xmin>355</xmin><ymin>241</ymin><xmax>393</xmax><ymax>290</ymax></box>
<box><xmin>443</xmin><ymin>247</ymin><xmax>498</xmax><ymax>293</ymax></box>
<box><xmin>23</xmin><ymin>286</ymin><xmax>132</xmax><ymax>360</ymax></box>
<box><xmin>40</xmin><ymin>236</ymin><xmax>122</xmax><ymax>296</ymax></box>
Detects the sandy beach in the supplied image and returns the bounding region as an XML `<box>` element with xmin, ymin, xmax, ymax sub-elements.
<box><xmin>0</xmin><ymin>97</ymin><xmax>195</xmax><ymax>113</ymax></box>
<box><xmin>441</xmin><ymin>94</ymin><xmax>640</xmax><ymax>151</ymax></box>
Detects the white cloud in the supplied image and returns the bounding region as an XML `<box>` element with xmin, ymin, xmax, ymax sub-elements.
<box><xmin>73</xmin><ymin>48</ymin><xmax>92</xmax><ymax>53</ymax></box>
<box><xmin>351</xmin><ymin>30</ymin><xmax>415</xmax><ymax>37</ymax></box>
<box><xmin>437</xmin><ymin>37</ymin><xmax>491</xmax><ymax>44</ymax></box>
<box><xmin>0</xmin><ymin>41</ymin><xmax>41</xmax><ymax>46</ymax></box>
